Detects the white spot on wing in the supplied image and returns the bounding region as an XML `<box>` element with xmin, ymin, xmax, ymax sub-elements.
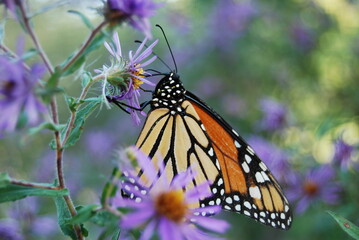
<box><xmin>225</xmin><ymin>197</ymin><xmax>233</xmax><ymax>204</ymax></box>
<box><xmin>208</xmin><ymin>148</ymin><xmax>214</xmax><ymax>156</ymax></box>
<box><xmin>249</xmin><ymin>186</ymin><xmax>262</xmax><ymax>199</ymax></box>
<box><xmin>255</xmin><ymin>172</ymin><xmax>264</xmax><ymax>183</ymax></box>
<box><xmin>244</xmin><ymin>201</ymin><xmax>252</xmax><ymax>209</ymax></box>
<box><xmin>232</xmin><ymin>129</ymin><xmax>239</xmax><ymax>136</ymax></box>
<box><xmin>259</xmin><ymin>162</ymin><xmax>267</xmax><ymax>171</ymax></box>
<box><xmin>234</xmin><ymin>140</ymin><xmax>241</xmax><ymax>148</ymax></box>
<box><xmin>247</xmin><ymin>146</ymin><xmax>255</xmax><ymax>155</ymax></box>
<box><xmin>261</xmin><ymin>172</ymin><xmax>270</xmax><ymax>181</ymax></box>
<box><xmin>217</xmin><ymin>178</ymin><xmax>223</xmax><ymax>186</ymax></box>
<box><xmin>245</xmin><ymin>154</ymin><xmax>252</xmax><ymax>164</ymax></box>
<box><xmin>242</xmin><ymin>162</ymin><xmax>250</xmax><ymax>173</ymax></box>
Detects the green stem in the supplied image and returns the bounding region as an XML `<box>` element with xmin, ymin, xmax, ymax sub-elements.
<box><xmin>17</xmin><ymin>2</ymin><xmax>84</xmax><ymax>239</ymax></box>
<box><xmin>10</xmin><ymin>180</ymin><xmax>60</xmax><ymax>190</ymax></box>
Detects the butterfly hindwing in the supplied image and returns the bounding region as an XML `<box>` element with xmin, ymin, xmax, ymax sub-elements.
<box><xmin>187</xmin><ymin>91</ymin><xmax>292</xmax><ymax>229</ymax></box>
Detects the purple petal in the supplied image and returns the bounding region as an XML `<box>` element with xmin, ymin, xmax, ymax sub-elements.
<box><xmin>121</xmin><ymin>207</ymin><xmax>155</xmax><ymax>229</ymax></box>
<box><xmin>191</xmin><ymin>216</ymin><xmax>230</xmax><ymax>233</ymax></box>
<box><xmin>139</xmin><ymin>219</ymin><xmax>156</xmax><ymax>240</ymax></box>
<box><xmin>185</xmin><ymin>181</ymin><xmax>212</xmax><ymax>203</ymax></box>
<box><xmin>295</xmin><ymin>195</ymin><xmax>310</xmax><ymax>214</ymax></box>
<box><xmin>159</xmin><ymin>218</ymin><xmax>184</xmax><ymax>240</ymax></box>
<box><xmin>171</xmin><ymin>170</ymin><xmax>193</xmax><ymax>189</ymax></box>
<box><xmin>131</xmin><ymin>147</ymin><xmax>158</xmax><ymax>184</ymax></box>
<box><xmin>192</xmin><ymin>205</ymin><xmax>222</xmax><ymax>215</ymax></box>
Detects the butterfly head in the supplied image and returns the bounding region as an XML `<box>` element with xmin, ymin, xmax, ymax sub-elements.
<box><xmin>151</xmin><ymin>72</ymin><xmax>186</xmax><ymax>111</ymax></box>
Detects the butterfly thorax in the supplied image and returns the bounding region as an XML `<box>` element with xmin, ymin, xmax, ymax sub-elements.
<box><xmin>151</xmin><ymin>72</ymin><xmax>186</xmax><ymax>114</ymax></box>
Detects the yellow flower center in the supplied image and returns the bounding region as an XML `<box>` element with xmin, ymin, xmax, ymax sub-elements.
<box><xmin>132</xmin><ymin>67</ymin><xmax>145</xmax><ymax>89</ymax></box>
<box><xmin>154</xmin><ymin>190</ymin><xmax>188</xmax><ymax>223</ymax></box>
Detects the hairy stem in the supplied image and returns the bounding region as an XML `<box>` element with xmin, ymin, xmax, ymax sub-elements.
<box><xmin>18</xmin><ymin>2</ymin><xmax>54</xmax><ymax>74</ymax></box>
<box><xmin>17</xmin><ymin>2</ymin><xmax>84</xmax><ymax>239</ymax></box>
<box><xmin>10</xmin><ymin>180</ymin><xmax>60</xmax><ymax>190</ymax></box>
<box><xmin>62</xmin><ymin>82</ymin><xmax>94</xmax><ymax>146</ymax></box>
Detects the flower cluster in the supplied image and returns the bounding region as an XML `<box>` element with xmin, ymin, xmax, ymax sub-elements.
<box><xmin>286</xmin><ymin>165</ymin><xmax>341</xmax><ymax>214</ymax></box>
<box><xmin>105</xmin><ymin>0</ymin><xmax>162</xmax><ymax>38</ymax></box>
<box><xmin>259</xmin><ymin>97</ymin><xmax>288</xmax><ymax>132</ymax></box>
<box><xmin>332</xmin><ymin>137</ymin><xmax>355</xmax><ymax>171</ymax></box>
<box><xmin>248</xmin><ymin>136</ymin><xmax>292</xmax><ymax>184</ymax></box>
<box><xmin>0</xmin><ymin>53</ymin><xmax>45</xmax><ymax>137</ymax></box>
<box><xmin>0</xmin><ymin>0</ymin><xmax>16</xmax><ymax>17</ymax></box>
<box><xmin>111</xmin><ymin>147</ymin><xmax>230</xmax><ymax>240</ymax></box>
<box><xmin>95</xmin><ymin>32</ymin><xmax>158</xmax><ymax>125</ymax></box>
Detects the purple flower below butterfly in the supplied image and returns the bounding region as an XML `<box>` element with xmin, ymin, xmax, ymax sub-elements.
<box><xmin>112</xmin><ymin>147</ymin><xmax>230</xmax><ymax>240</ymax></box>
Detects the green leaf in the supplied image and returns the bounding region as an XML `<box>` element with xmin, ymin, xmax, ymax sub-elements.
<box><xmin>82</xmin><ymin>32</ymin><xmax>107</xmax><ymax>56</ymax></box>
<box><xmin>42</xmin><ymin>67</ymin><xmax>63</xmax><ymax>103</ymax></box>
<box><xmin>101</xmin><ymin>167</ymin><xmax>122</xmax><ymax>206</ymax></box>
<box><xmin>60</xmin><ymin>32</ymin><xmax>106</xmax><ymax>76</ymax></box>
<box><xmin>49</xmin><ymin>98</ymin><xmax>101</xmax><ymax>150</ymax></box>
<box><xmin>21</xmin><ymin>48</ymin><xmax>38</xmax><ymax>61</ymax></box>
<box><xmin>81</xmin><ymin>72</ymin><xmax>93</xmax><ymax>88</ymax></box>
<box><xmin>0</xmin><ymin>180</ymin><xmax>68</xmax><ymax>203</ymax></box>
<box><xmin>65</xmin><ymin>95</ymin><xmax>78</xmax><ymax>112</ymax></box>
<box><xmin>54</xmin><ymin>197</ymin><xmax>77</xmax><ymax>240</ymax></box>
<box><xmin>68</xmin><ymin>10</ymin><xmax>94</xmax><ymax>29</ymax></box>
<box><xmin>315</xmin><ymin>118</ymin><xmax>345</xmax><ymax>137</ymax></box>
<box><xmin>62</xmin><ymin>55</ymin><xmax>86</xmax><ymax>77</ymax></box>
<box><xmin>0</xmin><ymin>20</ymin><xmax>5</xmax><ymax>44</ymax></box>
<box><xmin>91</xmin><ymin>211</ymin><xmax>118</xmax><ymax>227</ymax></box>
<box><xmin>29</xmin><ymin>1</ymin><xmax>68</xmax><ymax>18</ymax></box>
<box><xmin>111</xmin><ymin>229</ymin><xmax>121</xmax><ymax>240</ymax></box>
<box><xmin>67</xmin><ymin>204</ymin><xmax>99</xmax><ymax>224</ymax></box>
<box><xmin>28</xmin><ymin>122</ymin><xmax>66</xmax><ymax>135</ymax></box>
<box><xmin>63</xmin><ymin>99</ymin><xmax>101</xmax><ymax>148</ymax></box>
<box><xmin>0</xmin><ymin>173</ymin><xmax>11</xmax><ymax>188</ymax></box>
<box><xmin>328</xmin><ymin>211</ymin><xmax>359</xmax><ymax>240</ymax></box>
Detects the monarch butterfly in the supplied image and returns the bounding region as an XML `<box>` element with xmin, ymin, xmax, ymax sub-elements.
<box><xmin>115</xmin><ymin>26</ymin><xmax>292</xmax><ymax>230</ymax></box>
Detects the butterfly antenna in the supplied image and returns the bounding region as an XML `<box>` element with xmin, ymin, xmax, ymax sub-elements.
<box><xmin>156</xmin><ymin>24</ymin><xmax>178</xmax><ymax>73</ymax></box>
<box><xmin>134</xmin><ymin>40</ymin><xmax>172</xmax><ymax>72</ymax></box>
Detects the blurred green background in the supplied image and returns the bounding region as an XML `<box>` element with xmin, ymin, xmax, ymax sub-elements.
<box><xmin>1</xmin><ymin>0</ymin><xmax>358</xmax><ymax>239</ymax></box>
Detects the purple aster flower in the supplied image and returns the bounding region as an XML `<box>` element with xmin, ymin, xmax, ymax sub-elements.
<box><xmin>209</xmin><ymin>0</ymin><xmax>257</xmax><ymax>51</ymax></box>
<box><xmin>286</xmin><ymin>165</ymin><xmax>341</xmax><ymax>214</ymax></box>
<box><xmin>105</xmin><ymin>0</ymin><xmax>162</xmax><ymax>38</ymax></box>
<box><xmin>290</xmin><ymin>22</ymin><xmax>315</xmax><ymax>52</ymax></box>
<box><xmin>0</xmin><ymin>54</ymin><xmax>45</xmax><ymax>137</ymax></box>
<box><xmin>221</xmin><ymin>94</ymin><xmax>246</xmax><ymax>117</ymax></box>
<box><xmin>0</xmin><ymin>219</ymin><xmax>23</xmax><ymax>240</ymax></box>
<box><xmin>332</xmin><ymin>137</ymin><xmax>355</xmax><ymax>171</ymax></box>
<box><xmin>195</xmin><ymin>76</ymin><xmax>223</xmax><ymax>98</ymax></box>
<box><xmin>95</xmin><ymin>32</ymin><xmax>158</xmax><ymax>125</ymax></box>
<box><xmin>114</xmin><ymin>147</ymin><xmax>230</xmax><ymax>240</ymax></box>
<box><xmin>0</xmin><ymin>0</ymin><xmax>17</xmax><ymax>17</ymax></box>
<box><xmin>259</xmin><ymin>97</ymin><xmax>288</xmax><ymax>132</ymax></box>
<box><xmin>84</xmin><ymin>130</ymin><xmax>117</xmax><ymax>158</ymax></box>
<box><xmin>7</xmin><ymin>198</ymin><xmax>58</xmax><ymax>238</ymax></box>
<box><xmin>248</xmin><ymin>136</ymin><xmax>292</xmax><ymax>184</ymax></box>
